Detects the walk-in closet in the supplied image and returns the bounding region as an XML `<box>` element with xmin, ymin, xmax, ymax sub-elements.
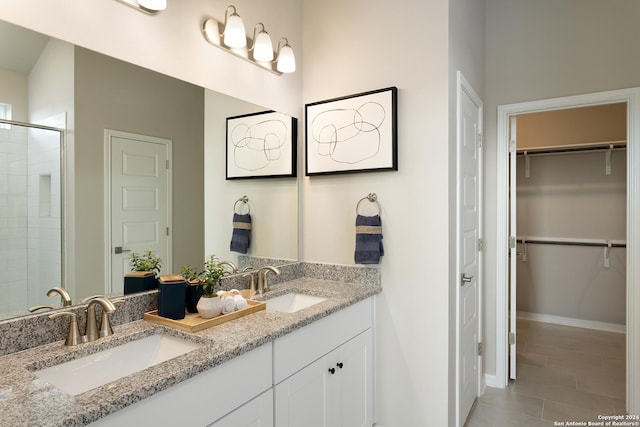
<box><xmin>509</xmin><ymin>103</ymin><xmax>627</xmax><ymax>406</ymax></box>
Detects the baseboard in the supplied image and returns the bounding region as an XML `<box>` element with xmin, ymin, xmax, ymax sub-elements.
<box><xmin>484</xmin><ymin>374</ymin><xmax>499</xmax><ymax>388</ymax></box>
<box><xmin>517</xmin><ymin>311</ymin><xmax>626</xmax><ymax>334</ymax></box>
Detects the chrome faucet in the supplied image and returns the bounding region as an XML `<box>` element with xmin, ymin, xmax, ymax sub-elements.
<box><xmin>85</xmin><ymin>297</ymin><xmax>117</xmax><ymax>342</ymax></box>
<box><xmin>219</xmin><ymin>261</ymin><xmax>239</xmax><ymax>274</ymax></box>
<box><xmin>47</xmin><ymin>287</ymin><xmax>72</xmax><ymax>307</ymax></box>
<box><xmin>257</xmin><ymin>266</ymin><xmax>281</xmax><ymax>295</ymax></box>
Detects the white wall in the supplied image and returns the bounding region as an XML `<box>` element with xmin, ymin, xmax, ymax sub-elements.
<box><xmin>484</xmin><ymin>0</ymin><xmax>640</xmax><ymax>378</ymax></box>
<box><xmin>0</xmin><ymin>0</ymin><xmax>302</xmax><ymax>118</ymax></box>
<box><xmin>301</xmin><ymin>0</ymin><xmax>483</xmax><ymax>424</ymax></box>
<box><xmin>0</xmin><ymin>69</ymin><xmax>28</xmax><ymax>121</ymax></box>
<box><xmin>204</xmin><ymin>89</ymin><xmax>298</xmax><ymax>265</ymax></box>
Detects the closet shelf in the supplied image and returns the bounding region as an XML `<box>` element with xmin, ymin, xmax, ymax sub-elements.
<box><xmin>516</xmin><ymin>236</ymin><xmax>626</xmax><ymax>248</ymax></box>
<box><xmin>516</xmin><ymin>140</ymin><xmax>626</xmax><ymax>156</ymax></box>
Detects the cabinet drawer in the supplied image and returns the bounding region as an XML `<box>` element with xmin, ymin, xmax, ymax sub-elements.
<box><xmin>91</xmin><ymin>342</ymin><xmax>272</xmax><ymax>426</ymax></box>
<box><xmin>273</xmin><ymin>298</ymin><xmax>372</xmax><ymax>384</ymax></box>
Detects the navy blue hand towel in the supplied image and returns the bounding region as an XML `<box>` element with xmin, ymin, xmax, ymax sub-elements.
<box><xmin>354</xmin><ymin>214</ymin><xmax>384</xmax><ymax>264</ymax></box>
<box><xmin>230</xmin><ymin>213</ymin><xmax>251</xmax><ymax>253</ymax></box>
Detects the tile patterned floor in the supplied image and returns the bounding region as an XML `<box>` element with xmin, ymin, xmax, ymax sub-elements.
<box><xmin>465</xmin><ymin>319</ymin><xmax>626</xmax><ymax>426</ymax></box>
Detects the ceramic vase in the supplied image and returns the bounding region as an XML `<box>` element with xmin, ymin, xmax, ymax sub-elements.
<box><xmin>197</xmin><ymin>295</ymin><xmax>222</xmax><ymax>319</ymax></box>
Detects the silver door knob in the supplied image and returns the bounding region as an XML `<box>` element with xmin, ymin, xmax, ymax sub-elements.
<box><xmin>461</xmin><ymin>274</ymin><xmax>474</xmax><ymax>285</ymax></box>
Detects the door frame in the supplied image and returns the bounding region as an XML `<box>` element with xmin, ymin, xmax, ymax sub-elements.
<box><xmin>455</xmin><ymin>71</ymin><xmax>484</xmax><ymax>427</ymax></box>
<box><xmin>103</xmin><ymin>129</ymin><xmax>173</xmax><ymax>294</ymax></box>
<box><xmin>495</xmin><ymin>87</ymin><xmax>640</xmax><ymax>414</ymax></box>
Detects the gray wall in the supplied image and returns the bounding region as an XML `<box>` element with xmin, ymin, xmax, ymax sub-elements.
<box><xmin>74</xmin><ymin>46</ymin><xmax>204</xmax><ymax>298</ymax></box>
<box><xmin>516</xmin><ymin>152</ymin><xmax>627</xmax><ymax>325</ymax></box>
<box><xmin>484</xmin><ymin>0</ymin><xmax>640</xmax><ymax>377</ymax></box>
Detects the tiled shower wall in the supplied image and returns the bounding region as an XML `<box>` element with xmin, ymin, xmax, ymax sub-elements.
<box><xmin>0</xmin><ymin>124</ymin><xmax>61</xmax><ymax>314</ymax></box>
<box><xmin>0</xmin><ymin>125</ymin><xmax>28</xmax><ymax>313</ymax></box>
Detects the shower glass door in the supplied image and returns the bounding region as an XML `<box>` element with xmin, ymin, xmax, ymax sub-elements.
<box><xmin>0</xmin><ymin>119</ymin><xmax>63</xmax><ymax>316</ymax></box>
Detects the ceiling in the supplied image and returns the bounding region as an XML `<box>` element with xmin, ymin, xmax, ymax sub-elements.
<box><xmin>0</xmin><ymin>20</ymin><xmax>50</xmax><ymax>73</ymax></box>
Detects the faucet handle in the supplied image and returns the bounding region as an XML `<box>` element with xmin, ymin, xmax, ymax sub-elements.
<box><xmin>49</xmin><ymin>312</ymin><xmax>85</xmax><ymax>346</ymax></box>
<box><xmin>99</xmin><ymin>299</ymin><xmax>125</xmax><ymax>338</ymax></box>
<box><xmin>28</xmin><ymin>305</ymin><xmax>55</xmax><ymax>313</ymax></box>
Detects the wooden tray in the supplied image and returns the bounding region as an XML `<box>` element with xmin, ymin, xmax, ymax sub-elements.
<box><xmin>143</xmin><ymin>300</ymin><xmax>266</xmax><ymax>333</ymax></box>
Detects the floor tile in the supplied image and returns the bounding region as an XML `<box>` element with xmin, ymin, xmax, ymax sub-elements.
<box><xmin>466</xmin><ymin>320</ymin><xmax>626</xmax><ymax>426</ymax></box>
<box><xmin>542</xmin><ymin>400</ymin><xmax>603</xmax><ymax>423</ymax></box>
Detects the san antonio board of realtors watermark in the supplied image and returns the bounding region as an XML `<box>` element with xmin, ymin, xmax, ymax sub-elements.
<box><xmin>553</xmin><ymin>414</ymin><xmax>640</xmax><ymax>426</ymax></box>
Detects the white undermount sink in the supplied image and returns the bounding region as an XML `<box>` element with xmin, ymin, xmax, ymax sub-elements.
<box><xmin>35</xmin><ymin>333</ymin><xmax>202</xmax><ymax>396</ymax></box>
<box><xmin>266</xmin><ymin>293</ymin><xmax>327</xmax><ymax>313</ymax></box>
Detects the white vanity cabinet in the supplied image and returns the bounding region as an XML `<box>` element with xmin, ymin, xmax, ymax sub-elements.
<box><xmin>90</xmin><ymin>297</ymin><xmax>375</xmax><ymax>427</ymax></box>
<box><xmin>273</xmin><ymin>298</ymin><xmax>374</xmax><ymax>427</ymax></box>
<box><xmin>208</xmin><ymin>389</ymin><xmax>273</xmax><ymax>427</ymax></box>
<box><xmin>91</xmin><ymin>342</ymin><xmax>273</xmax><ymax>426</ymax></box>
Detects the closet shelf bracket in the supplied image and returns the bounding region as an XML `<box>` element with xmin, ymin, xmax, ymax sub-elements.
<box><xmin>604</xmin><ymin>241</ymin><xmax>612</xmax><ymax>268</ymax></box>
<box><xmin>605</xmin><ymin>144</ymin><xmax>613</xmax><ymax>175</ymax></box>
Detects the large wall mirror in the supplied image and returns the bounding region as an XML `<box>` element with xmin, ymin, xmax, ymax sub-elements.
<box><xmin>0</xmin><ymin>19</ymin><xmax>298</xmax><ymax>320</ymax></box>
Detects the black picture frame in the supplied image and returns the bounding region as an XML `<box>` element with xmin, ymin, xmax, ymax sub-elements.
<box><xmin>226</xmin><ymin>110</ymin><xmax>297</xmax><ymax>179</ymax></box>
<box><xmin>305</xmin><ymin>86</ymin><xmax>397</xmax><ymax>176</ymax></box>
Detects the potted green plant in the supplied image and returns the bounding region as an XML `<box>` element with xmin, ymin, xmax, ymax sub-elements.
<box><xmin>181</xmin><ymin>264</ymin><xmax>203</xmax><ymax>313</ymax></box>
<box><xmin>124</xmin><ymin>249</ymin><xmax>162</xmax><ymax>294</ymax></box>
<box><xmin>195</xmin><ymin>255</ymin><xmax>227</xmax><ymax>318</ymax></box>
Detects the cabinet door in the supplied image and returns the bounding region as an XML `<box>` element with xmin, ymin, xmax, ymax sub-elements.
<box><xmin>208</xmin><ymin>390</ymin><xmax>273</xmax><ymax>427</ymax></box>
<box><xmin>274</xmin><ymin>356</ymin><xmax>329</xmax><ymax>427</ymax></box>
<box><xmin>337</xmin><ymin>329</ymin><xmax>373</xmax><ymax>427</ymax></box>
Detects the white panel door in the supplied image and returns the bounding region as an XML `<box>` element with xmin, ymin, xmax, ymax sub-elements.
<box><xmin>457</xmin><ymin>74</ymin><xmax>482</xmax><ymax>426</ymax></box>
<box><xmin>107</xmin><ymin>131</ymin><xmax>170</xmax><ymax>294</ymax></box>
<box><xmin>274</xmin><ymin>355</ymin><xmax>328</xmax><ymax>427</ymax></box>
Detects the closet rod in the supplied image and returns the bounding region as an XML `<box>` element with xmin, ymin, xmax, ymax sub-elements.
<box><xmin>516</xmin><ymin>238</ymin><xmax>626</xmax><ymax>248</ymax></box>
<box><xmin>516</xmin><ymin>141</ymin><xmax>626</xmax><ymax>156</ymax></box>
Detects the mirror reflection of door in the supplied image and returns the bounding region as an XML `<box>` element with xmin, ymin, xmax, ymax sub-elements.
<box><xmin>106</xmin><ymin>130</ymin><xmax>171</xmax><ymax>295</ymax></box>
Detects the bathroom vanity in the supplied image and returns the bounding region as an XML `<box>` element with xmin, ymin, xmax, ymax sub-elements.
<box><xmin>0</xmin><ymin>263</ymin><xmax>380</xmax><ymax>426</ymax></box>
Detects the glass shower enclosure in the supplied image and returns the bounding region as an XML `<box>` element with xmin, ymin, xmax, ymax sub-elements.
<box><xmin>0</xmin><ymin>119</ymin><xmax>63</xmax><ymax>315</ymax></box>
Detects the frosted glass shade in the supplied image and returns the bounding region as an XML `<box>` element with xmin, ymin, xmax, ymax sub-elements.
<box><xmin>253</xmin><ymin>31</ymin><xmax>274</xmax><ymax>62</ymax></box>
<box><xmin>137</xmin><ymin>0</ymin><xmax>166</xmax><ymax>11</ymax></box>
<box><xmin>277</xmin><ymin>45</ymin><xmax>296</xmax><ymax>73</ymax></box>
<box><xmin>224</xmin><ymin>14</ymin><xmax>247</xmax><ymax>48</ymax></box>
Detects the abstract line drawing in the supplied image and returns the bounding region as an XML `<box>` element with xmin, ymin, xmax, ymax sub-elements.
<box><xmin>226</xmin><ymin>111</ymin><xmax>297</xmax><ymax>179</ymax></box>
<box><xmin>305</xmin><ymin>87</ymin><xmax>397</xmax><ymax>176</ymax></box>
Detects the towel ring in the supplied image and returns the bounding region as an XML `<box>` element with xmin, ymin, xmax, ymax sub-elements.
<box><xmin>356</xmin><ymin>193</ymin><xmax>380</xmax><ymax>216</ymax></box>
<box><xmin>234</xmin><ymin>195</ymin><xmax>250</xmax><ymax>215</ymax></box>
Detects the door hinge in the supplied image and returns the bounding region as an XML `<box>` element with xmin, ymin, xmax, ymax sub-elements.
<box><xmin>477</xmin><ymin>342</ymin><xmax>483</xmax><ymax>356</ymax></box>
<box><xmin>166</xmin><ymin>159</ymin><xmax>169</xmax><ymax>169</ymax></box>
<box><xmin>509</xmin><ymin>236</ymin><xmax>516</xmax><ymax>249</ymax></box>
<box><xmin>508</xmin><ymin>332</ymin><xmax>516</xmax><ymax>345</ymax></box>
<box><xmin>166</xmin><ymin>227</ymin><xmax>169</xmax><ymax>236</ymax></box>
<box><xmin>477</xmin><ymin>132</ymin><xmax>483</xmax><ymax>148</ymax></box>
<box><xmin>477</xmin><ymin>238</ymin><xmax>484</xmax><ymax>252</ymax></box>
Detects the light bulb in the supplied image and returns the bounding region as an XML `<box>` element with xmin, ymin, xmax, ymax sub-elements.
<box><xmin>253</xmin><ymin>31</ymin><xmax>274</xmax><ymax>62</ymax></box>
<box><xmin>276</xmin><ymin>44</ymin><xmax>296</xmax><ymax>73</ymax></box>
<box><xmin>224</xmin><ymin>11</ymin><xmax>246</xmax><ymax>48</ymax></box>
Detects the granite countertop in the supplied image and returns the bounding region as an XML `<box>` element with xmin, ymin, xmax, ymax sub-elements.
<box><xmin>0</xmin><ymin>277</ymin><xmax>381</xmax><ymax>427</ymax></box>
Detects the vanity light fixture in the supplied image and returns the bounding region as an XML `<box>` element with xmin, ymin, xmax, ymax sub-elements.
<box><xmin>114</xmin><ymin>0</ymin><xmax>167</xmax><ymax>14</ymax></box>
<box><xmin>202</xmin><ymin>4</ymin><xmax>296</xmax><ymax>75</ymax></box>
